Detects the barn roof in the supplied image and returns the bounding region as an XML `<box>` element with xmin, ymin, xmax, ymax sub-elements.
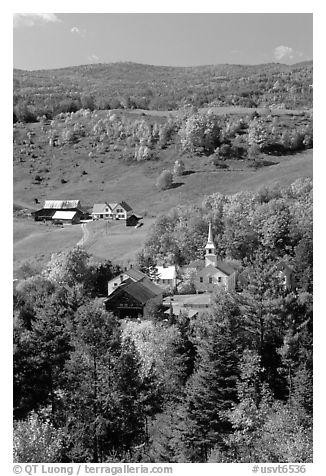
<box><xmin>124</xmin><ymin>268</ymin><xmax>162</xmax><ymax>296</ymax></box>
<box><xmin>52</xmin><ymin>211</ymin><xmax>77</xmax><ymax>220</ymax></box>
<box><xmin>44</xmin><ymin>200</ymin><xmax>81</xmax><ymax>209</ymax></box>
<box><xmin>32</xmin><ymin>208</ymin><xmax>56</xmax><ymax>217</ymax></box>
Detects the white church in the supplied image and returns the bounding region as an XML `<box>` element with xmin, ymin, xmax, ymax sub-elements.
<box><xmin>192</xmin><ymin>222</ymin><xmax>238</xmax><ymax>292</ymax></box>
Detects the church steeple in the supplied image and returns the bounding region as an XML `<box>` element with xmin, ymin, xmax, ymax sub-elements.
<box><xmin>205</xmin><ymin>222</ymin><xmax>217</xmax><ymax>267</ymax></box>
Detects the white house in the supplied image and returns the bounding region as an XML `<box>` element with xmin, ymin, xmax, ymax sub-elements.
<box><xmin>92</xmin><ymin>201</ymin><xmax>133</xmax><ymax>220</ymax></box>
<box><xmin>155</xmin><ymin>265</ymin><xmax>178</xmax><ymax>289</ymax></box>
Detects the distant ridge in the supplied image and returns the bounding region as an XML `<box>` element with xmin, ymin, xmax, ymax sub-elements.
<box><xmin>13</xmin><ymin>59</ymin><xmax>313</xmax><ymax>74</ymax></box>
<box><xmin>13</xmin><ymin>60</ymin><xmax>313</xmax><ymax>117</ymax></box>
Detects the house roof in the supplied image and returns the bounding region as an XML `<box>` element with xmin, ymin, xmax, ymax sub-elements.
<box><xmin>44</xmin><ymin>200</ymin><xmax>81</xmax><ymax>209</ymax></box>
<box><xmin>125</xmin><ymin>268</ymin><xmax>148</xmax><ymax>281</ymax></box>
<box><xmin>163</xmin><ymin>293</ymin><xmax>211</xmax><ymax>307</ymax></box>
<box><xmin>164</xmin><ymin>308</ymin><xmax>199</xmax><ymax>318</ymax></box>
<box><xmin>52</xmin><ymin>211</ymin><xmax>77</xmax><ymax>220</ymax></box>
<box><xmin>108</xmin><ymin>202</ymin><xmax>118</xmax><ymax>210</ymax></box>
<box><xmin>163</xmin><ymin>293</ymin><xmax>211</xmax><ymax>318</ymax></box>
<box><xmin>157</xmin><ymin>265</ymin><xmax>177</xmax><ymax>280</ymax></box>
<box><xmin>105</xmin><ymin>280</ymin><xmax>159</xmax><ymax>306</ymax></box>
<box><xmin>92</xmin><ymin>203</ymin><xmax>111</xmax><ymax>214</ymax></box>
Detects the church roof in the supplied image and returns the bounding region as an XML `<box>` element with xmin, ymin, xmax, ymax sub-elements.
<box><xmin>215</xmin><ymin>261</ymin><xmax>236</xmax><ymax>276</ymax></box>
<box><xmin>184</xmin><ymin>259</ymin><xmax>205</xmax><ymax>270</ymax></box>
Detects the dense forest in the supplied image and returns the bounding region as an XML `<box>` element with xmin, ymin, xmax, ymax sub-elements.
<box><xmin>13</xmin><ymin>178</ymin><xmax>312</xmax><ymax>463</ymax></box>
<box><xmin>13</xmin><ymin>61</ymin><xmax>313</xmax><ymax>122</ymax></box>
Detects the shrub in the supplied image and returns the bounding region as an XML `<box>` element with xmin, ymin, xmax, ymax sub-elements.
<box><xmin>173</xmin><ymin>159</ymin><xmax>185</xmax><ymax>176</ymax></box>
<box><xmin>212</xmin><ymin>157</ymin><xmax>228</xmax><ymax>169</ymax></box>
<box><xmin>13</xmin><ymin>412</ymin><xmax>64</xmax><ymax>463</ymax></box>
<box><xmin>178</xmin><ymin>111</ymin><xmax>221</xmax><ymax>155</ymax></box>
<box><xmin>218</xmin><ymin>143</ymin><xmax>232</xmax><ymax>159</ymax></box>
<box><xmin>156</xmin><ymin>170</ymin><xmax>173</xmax><ymax>190</ymax></box>
<box><xmin>247</xmin><ymin>144</ymin><xmax>261</xmax><ymax>160</ymax></box>
<box><xmin>248</xmin><ymin>118</ymin><xmax>269</xmax><ymax>150</ymax></box>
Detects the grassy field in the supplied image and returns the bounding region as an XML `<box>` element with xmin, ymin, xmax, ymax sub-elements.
<box><xmin>82</xmin><ymin>219</ymin><xmax>156</xmax><ymax>266</ymax></box>
<box><xmin>13</xmin><ymin>218</ymin><xmax>82</xmax><ymax>274</ymax></box>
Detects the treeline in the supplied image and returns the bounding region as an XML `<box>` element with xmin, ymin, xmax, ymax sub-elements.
<box><xmin>139</xmin><ymin>178</ymin><xmax>312</xmax><ymax>274</ymax></box>
<box><xmin>13</xmin><ymin>61</ymin><xmax>313</xmax><ymax>122</ymax></box>
<box><xmin>13</xmin><ymin>180</ymin><xmax>312</xmax><ymax>463</ymax></box>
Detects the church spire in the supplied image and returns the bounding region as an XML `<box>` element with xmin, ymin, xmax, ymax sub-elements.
<box><xmin>205</xmin><ymin>222</ymin><xmax>217</xmax><ymax>267</ymax></box>
<box><xmin>207</xmin><ymin>221</ymin><xmax>213</xmax><ymax>244</ymax></box>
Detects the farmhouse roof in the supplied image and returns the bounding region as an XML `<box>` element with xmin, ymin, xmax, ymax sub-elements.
<box><xmin>119</xmin><ymin>201</ymin><xmax>133</xmax><ymax>212</ymax></box>
<box><xmin>108</xmin><ymin>202</ymin><xmax>118</xmax><ymax>210</ymax></box>
<box><xmin>52</xmin><ymin>211</ymin><xmax>77</xmax><ymax>220</ymax></box>
<box><xmin>44</xmin><ymin>200</ymin><xmax>81</xmax><ymax>209</ymax></box>
<box><xmin>92</xmin><ymin>203</ymin><xmax>112</xmax><ymax>214</ymax></box>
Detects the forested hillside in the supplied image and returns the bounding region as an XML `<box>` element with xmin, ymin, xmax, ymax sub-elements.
<box><xmin>13</xmin><ymin>61</ymin><xmax>312</xmax><ymax>122</ymax></box>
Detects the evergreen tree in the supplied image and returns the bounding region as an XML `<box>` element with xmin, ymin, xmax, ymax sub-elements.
<box><xmin>181</xmin><ymin>293</ymin><xmax>242</xmax><ymax>462</ymax></box>
<box><xmin>14</xmin><ymin>300</ymin><xmax>72</xmax><ymax>420</ymax></box>
<box><xmin>112</xmin><ymin>338</ymin><xmax>146</xmax><ymax>457</ymax></box>
<box><xmin>63</xmin><ymin>300</ymin><xmax>121</xmax><ymax>462</ymax></box>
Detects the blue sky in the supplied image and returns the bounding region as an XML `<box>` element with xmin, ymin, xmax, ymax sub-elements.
<box><xmin>13</xmin><ymin>12</ymin><xmax>313</xmax><ymax>70</ymax></box>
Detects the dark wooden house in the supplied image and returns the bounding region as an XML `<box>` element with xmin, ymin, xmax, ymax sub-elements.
<box><xmin>104</xmin><ymin>279</ymin><xmax>162</xmax><ymax>319</ymax></box>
